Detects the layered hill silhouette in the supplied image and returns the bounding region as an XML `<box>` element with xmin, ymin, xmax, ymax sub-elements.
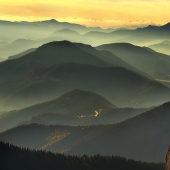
<box><xmin>1</xmin><ymin>101</ymin><xmax>170</xmax><ymax>162</ymax></box>
<box><xmin>80</xmin><ymin>23</ymin><xmax>170</xmax><ymax>46</ymax></box>
<box><xmin>0</xmin><ymin>62</ymin><xmax>170</xmax><ymax>110</ymax></box>
<box><xmin>1</xmin><ymin>20</ymin><xmax>170</xmax><ymax>58</ymax></box>
<box><xmin>1</xmin><ymin>41</ymin><xmax>170</xmax><ymax>110</ymax></box>
<box><xmin>0</xmin><ymin>19</ymin><xmax>114</xmax><ymax>44</ymax></box>
<box><xmin>1</xmin><ymin>19</ymin><xmax>170</xmax><ymax>166</ymax></box>
<box><xmin>97</xmin><ymin>43</ymin><xmax>170</xmax><ymax>80</ymax></box>
<box><xmin>38</xmin><ymin>19</ymin><xmax>115</xmax><ymax>34</ymax></box>
<box><xmin>1</xmin><ymin>20</ymin><xmax>170</xmax><ymax>48</ymax></box>
<box><xmin>110</xmin><ymin>23</ymin><xmax>170</xmax><ymax>45</ymax></box>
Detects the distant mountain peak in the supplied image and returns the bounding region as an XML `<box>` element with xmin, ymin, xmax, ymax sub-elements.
<box><xmin>100</xmin><ymin>42</ymin><xmax>135</xmax><ymax>48</ymax></box>
<box><xmin>57</xmin><ymin>28</ymin><xmax>79</xmax><ymax>33</ymax></box>
<box><xmin>39</xmin><ymin>40</ymin><xmax>73</xmax><ymax>48</ymax></box>
<box><xmin>59</xmin><ymin>28</ymin><xmax>74</xmax><ymax>31</ymax></box>
<box><xmin>162</xmin><ymin>22</ymin><xmax>170</xmax><ymax>28</ymax></box>
<box><xmin>59</xmin><ymin>89</ymin><xmax>117</xmax><ymax>108</ymax></box>
<box><xmin>42</xmin><ymin>19</ymin><xmax>58</xmax><ymax>23</ymax></box>
<box><xmin>145</xmin><ymin>25</ymin><xmax>158</xmax><ymax>30</ymax></box>
<box><xmin>50</xmin><ymin>19</ymin><xmax>57</xmax><ymax>21</ymax></box>
<box><xmin>47</xmin><ymin>19</ymin><xmax>57</xmax><ymax>22</ymax></box>
<box><xmin>49</xmin><ymin>28</ymin><xmax>80</xmax><ymax>37</ymax></box>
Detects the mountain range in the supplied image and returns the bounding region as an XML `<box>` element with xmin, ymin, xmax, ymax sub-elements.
<box><xmin>1</xmin><ymin>19</ymin><xmax>170</xmax><ymax>166</ymax></box>
<box><xmin>1</xmin><ymin>20</ymin><xmax>170</xmax><ymax>59</ymax></box>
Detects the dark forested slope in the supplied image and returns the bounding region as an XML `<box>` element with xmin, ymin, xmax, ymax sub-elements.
<box><xmin>0</xmin><ymin>142</ymin><xmax>165</xmax><ymax>170</ymax></box>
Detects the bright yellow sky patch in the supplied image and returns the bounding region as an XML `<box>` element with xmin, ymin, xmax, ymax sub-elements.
<box><xmin>0</xmin><ymin>0</ymin><xmax>170</xmax><ymax>28</ymax></box>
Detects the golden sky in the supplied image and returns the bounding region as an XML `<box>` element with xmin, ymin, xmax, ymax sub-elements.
<box><xmin>0</xmin><ymin>0</ymin><xmax>170</xmax><ymax>28</ymax></box>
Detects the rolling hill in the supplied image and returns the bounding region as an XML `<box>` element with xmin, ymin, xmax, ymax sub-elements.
<box><xmin>0</xmin><ymin>19</ymin><xmax>115</xmax><ymax>44</ymax></box>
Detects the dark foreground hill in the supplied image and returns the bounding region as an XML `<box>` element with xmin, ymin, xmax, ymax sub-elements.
<box><xmin>1</xmin><ymin>102</ymin><xmax>170</xmax><ymax>162</ymax></box>
<box><xmin>0</xmin><ymin>142</ymin><xmax>164</xmax><ymax>170</ymax></box>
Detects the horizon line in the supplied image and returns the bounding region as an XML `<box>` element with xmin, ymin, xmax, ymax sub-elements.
<box><xmin>0</xmin><ymin>18</ymin><xmax>169</xmax><ymax>29</ymax></box>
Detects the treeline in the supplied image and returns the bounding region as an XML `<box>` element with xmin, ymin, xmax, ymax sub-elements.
<box><xmin>0</xmin><ymin>141</ymin><xmax>165</xmax><ymax>170</ymax></box>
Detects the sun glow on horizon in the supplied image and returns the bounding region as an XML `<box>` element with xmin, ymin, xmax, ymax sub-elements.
<box><xmin>0</xmin><ymin>0</ymin><xmax>170</xmax><ymax>28</ymax></box>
